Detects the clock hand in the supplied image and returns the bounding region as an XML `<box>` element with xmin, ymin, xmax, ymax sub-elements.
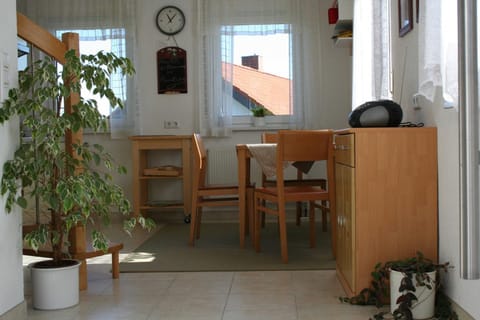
<box><xmin>166</xmin><ymin>13</ymin><xmax>173</xmax><ymax>23</ymax></box>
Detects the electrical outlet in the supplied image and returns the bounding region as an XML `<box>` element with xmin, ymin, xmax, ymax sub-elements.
<box><xmin>164</xmin><ymin>120</ymin><xmax>179</xmax><ymax>129</ymax></box>
<box><xmin>412</xmin><ymin>93</ymin><xmax>421</xmax><ymax>110</ymax></box>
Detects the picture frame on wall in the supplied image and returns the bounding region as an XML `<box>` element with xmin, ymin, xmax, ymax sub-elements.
<box><xmin>398</xmin><ymin>0</ymin><xmax>413</xmax><ymax>37</ymax></box>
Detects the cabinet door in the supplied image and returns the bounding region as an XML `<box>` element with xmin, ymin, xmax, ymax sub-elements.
<box><xmin>335</xmin><ymin>162</ymin><xmax>355</xmax><ymax>292</ymax></box>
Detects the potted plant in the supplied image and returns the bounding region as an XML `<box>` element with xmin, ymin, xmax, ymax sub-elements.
<box><xmin>251</xmin><ymin>102</ymin><xmax>267</xmax><ymax>126</ymax></box>
<box><xmin>340</xmin><ymin>252</ymin><xmax>457</xmax><ymax>320</ymax></box>
<box><xmin>0</xmin><ymin>50</ymin><xmax>155</xmax><ymax>310</ymax></box>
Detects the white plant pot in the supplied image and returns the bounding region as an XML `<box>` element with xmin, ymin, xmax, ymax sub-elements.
<box><xmin>390</xmin><ymin>269</ymin><xmax>436</xmax><ymax>319</ymax></box>
<box><xmin>253</xmin><ymin>117</ymin><xmax>266</xmax><ymax>127</ymax></box>
<box><xmin>30</xmin><ymin>259</ymin><xmax>81</xmax><ymax>310</ymax></box>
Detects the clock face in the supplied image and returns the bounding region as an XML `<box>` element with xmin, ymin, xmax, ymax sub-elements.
<box><xmin>156</xmin><ymin>6</ymin><xmax>185</xmax><ymax>36</ymax></box>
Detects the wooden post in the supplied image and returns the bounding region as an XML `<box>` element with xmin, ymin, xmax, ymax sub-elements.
<box><xmin>61</xmin><ymin>32</ymin><xmax>89</xmax><ymax>291</ymax></box>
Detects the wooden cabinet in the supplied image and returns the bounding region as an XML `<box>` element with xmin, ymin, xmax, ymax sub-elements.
<box><xmin>334</xmin><ymin>128</ymin><xmax>438</xmax><ymax>297</ymax></box>
<box><xmin>129</xmin><ymin>135</ymin><xmax>192</xmax><ymax>220</ymax></box>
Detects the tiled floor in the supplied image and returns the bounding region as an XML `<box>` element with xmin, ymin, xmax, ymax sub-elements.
<box><xmin>22</xmin><ymin>219</ymin><xmax>382</xmax><ymax>320</ymax></box>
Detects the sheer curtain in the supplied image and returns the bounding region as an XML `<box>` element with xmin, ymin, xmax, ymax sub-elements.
<box><xmin>16</xmin><ymin>0</ymin><xmax>140</xmax><ymax>138</ymax></box>
<box><xmin>418</xmin><ymin>0</ymin><xmax>458</xmax><ymax>108</ymax></box>
<box><xmin>352</xmin><ymin>0</ymin><xmax>391</xmax><ymax>109</ymax></box>
<box><xmin>197</xmin><ymin>0</ymin><xmax>324</xmax><ymax>136</ymax></box>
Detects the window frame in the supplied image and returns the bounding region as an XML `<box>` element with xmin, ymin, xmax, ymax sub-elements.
<box><xmin>222</xmin><ymin>23</ymin><xmax>294</xmax><ymax>129</ymax></box>
<box><xmin>55</xmin><ymin>28</ymin><xmax>128</xmax><ymax>118</ymax></box>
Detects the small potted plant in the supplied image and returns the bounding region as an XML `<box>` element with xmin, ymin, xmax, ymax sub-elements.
<box><xmin>340</xmin><ymin>252</ymin><xmax>457</xmax><ymax>320</ymax></box>
<box><xmin>251</xmin><ymin>102</ymin><xmax>267</xmax><ymax>126</ymax></box>
<box><xmin>0</xmin><ymin>50</ymin><xmax>155</xmax><ymax>310</ymax></box>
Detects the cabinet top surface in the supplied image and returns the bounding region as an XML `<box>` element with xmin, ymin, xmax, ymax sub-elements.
<box><xmin>129</xmin><ymin>135</ymin><xmax>192</xmax><ymax>141</ymax></box>
<box><xmin>334</xmin><ymin>127</ymin><xmax>437</xmax><ymax>135</ymax></box>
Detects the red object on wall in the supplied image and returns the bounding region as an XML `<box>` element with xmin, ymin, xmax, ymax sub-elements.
<box><xmin>328</xmin><ymin>7</ymin><xmax>338</xmax><ymax>24</ymax></box>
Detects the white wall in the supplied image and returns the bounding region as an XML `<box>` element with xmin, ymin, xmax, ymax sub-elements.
<box><xmin>391</xmin><ymin>2</ymin><xmax>479</xmax><ymax>319</ymax></box>
<box><xmin>134</xmin><ymin>0</ymin><xmax>351</xmax><ymax>136</ymax></box>
<box><xmin>0</xmin><ymin>0</ymin><xmax>25</xmax><ymax>317</ymax></box>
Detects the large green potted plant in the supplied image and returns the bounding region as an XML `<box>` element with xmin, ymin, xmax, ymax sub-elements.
<box><xmin>340</xmin><ymin>252</ymin><xmax>457</xmax><ymax>320</ymax></box>
<box><xmin>0</xmin><ymin>50</ymin><xmax>155</xmax><ymax>310</ymax></box>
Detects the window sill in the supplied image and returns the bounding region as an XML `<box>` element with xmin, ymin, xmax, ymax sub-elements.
<box><xmin>231</xmin><ymin>124</ymin><xmax>289</xmax><ymax>132</ymax></box>
<box><xmin>232</xmin><ymin>115</ymin><xmax>290</xmax><ymax>132</ymax></box>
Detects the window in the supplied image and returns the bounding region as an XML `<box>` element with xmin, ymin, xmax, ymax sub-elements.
<box><xmin>199</xmin><ymin>0</ymin><xmax>324</xmax><ymax>136</ymax></box>
<box><xmin>56</xmin><ymin>29</ymin><xmax>127</xmax><ymax>117</ymax></box>
<box><xmin>352</xmin><ymin>1</ymin><xmax>392</xmax><ymax>109</ymax></box>
<box><xmin>17</xmin><ymin>0</ymin><xmax>139</xmax><ymax>138</ymax></box>
<box><xmin>222</xmin><ymin>24</ymin><xmax>292</xmax><ymax>118</ymax></box>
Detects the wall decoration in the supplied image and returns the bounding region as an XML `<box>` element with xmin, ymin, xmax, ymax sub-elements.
<box><xmin>398</xmin><ymin>0</ymin><xmax>413</xmax><ymax>37</ymax></box>
<box><xmin>157</xmin><ymin>47</ymin><xmax>187</xmax><ymax>94</ymax></box>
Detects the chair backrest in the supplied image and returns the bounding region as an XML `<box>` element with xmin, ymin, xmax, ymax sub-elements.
<box><xmin>192</xmin><ymin>133</ymin><xmax>208</xmax><ymax>188</ymax></box>
<box><xmin>275</xmin><ymin>130</ymin><xmax>335</xmax><ymax>189</ymax></box>
<box><xmin>261</xmin><ymin>132</ymin><xmax>277</xmax><ymax>144</ymax></box>
<box><xmin>262</xmin><ymin>131</ymin><xmax>307</xmax><ymax>181</ymax></box>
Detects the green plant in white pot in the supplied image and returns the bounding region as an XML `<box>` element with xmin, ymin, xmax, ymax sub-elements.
<box><xmin>251</xmin><ymin>104</ymin><xmax>267</xmax><ymax>127</ymax></box>
<box><xmin>340</xmin><ymin>252</ymin><xmax>457</xmax><ymax>320</ymax></box>
<box><xmin>0</xmin><ymin>50</ymin><xmax>155</xmax><ymax>310</ymax></box>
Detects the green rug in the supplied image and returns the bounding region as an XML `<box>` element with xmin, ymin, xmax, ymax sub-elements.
<box><xmin>119</xmin><ymin>222</ymin><xmax>335</xmax><ymax>272</ymax></box>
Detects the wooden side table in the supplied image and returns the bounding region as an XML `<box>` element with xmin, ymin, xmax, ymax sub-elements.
<box><xmin>129</xmin><ymin>135</ymin><xmax>192</xmax><ymax>221</ymax></box>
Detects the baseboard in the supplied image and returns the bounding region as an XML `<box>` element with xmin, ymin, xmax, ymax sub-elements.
<box><xmin>451</xmin><ymin>300</ymin><xmax>476</xmax><ymax>320</ymax></box>
<box><xmin>0</xmin><ymin>300</ymin><xmax>27</xmax><ymax>320</ymax></box>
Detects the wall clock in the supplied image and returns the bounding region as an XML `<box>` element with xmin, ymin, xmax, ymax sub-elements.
<box><xmin>155</xmin><ymin>5</ymin><xmax>185</xmax><ymax>36</ymax></box>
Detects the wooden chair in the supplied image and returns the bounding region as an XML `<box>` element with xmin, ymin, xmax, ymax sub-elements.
<box><xmin>254</xmin><ymin>130</ymin><xmax>335</xmax><ymax>263</ymax></box>
<box><xmin>189</xmin><ymin>133</ymin><xmax>254</xmax><ymax>246</ymax></box>
<box><xmin>260</xmin><ymin>132</ymin><xmax>328</xmax><ymax>230</ymax></box>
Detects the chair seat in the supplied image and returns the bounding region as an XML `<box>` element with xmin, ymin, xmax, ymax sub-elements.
<box><xmin>197</xmin><ymin>186</ymin><xmax>238</xmax><ymax>197</ymax></box>
<box><xmin>263</xmin><ymin>178</ymin><xmax>326</xmax><ymax>187</ymax></box>
<box><xmin>257</xmin><ymin>186</ymin><xmax>327</xmax><ymax>201</ymax></box>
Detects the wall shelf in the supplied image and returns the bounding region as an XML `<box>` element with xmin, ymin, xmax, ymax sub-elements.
<box><xmin>331</xmin><ymin>0</ymin><xmax>353</xmax><ymax>49</ymax></box>
<box><xmin>333</xmin><ymin>37</ymin><xmax>352</xmax><ymax>48</ymax></box>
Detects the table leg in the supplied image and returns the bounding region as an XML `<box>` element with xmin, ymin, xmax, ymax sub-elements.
<box><xmin>237</xmin><ymin>147</ymin><xmax>249</xmax><ymax>249</ymax></box>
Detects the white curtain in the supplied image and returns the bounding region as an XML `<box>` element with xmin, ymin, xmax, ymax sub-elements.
<box><xmin>418</xmin><ymin>0</ymin><xmax>458</xmax><ymax>109</ymax></box>
<box><xmin>17</xmin><ymin>0</ymin><xmax>140</xmax><ymax>138</ymax></box>
<box><xmin>352</xmin><ymin>0</ymin><xmax>391</xmax><ymax>109</ymax></box>
<box><xmin>197</xmin><ymin>0</ymin><xmax>323</xmax><ymax>136</ymax></box>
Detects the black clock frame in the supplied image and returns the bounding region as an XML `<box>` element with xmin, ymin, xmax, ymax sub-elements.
<box><xmin>155</xmin><ymin>5</ymin><xmax>186</xmax><ymax>36</ymax></box>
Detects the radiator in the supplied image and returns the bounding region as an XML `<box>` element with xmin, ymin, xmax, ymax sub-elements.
<box><xmin>207</xmin><ymin>148</ymin><xmax>262</xmax><ymax>185</ymax></box>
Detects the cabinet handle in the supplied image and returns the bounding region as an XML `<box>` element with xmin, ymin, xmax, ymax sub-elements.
<box><xmin>337</xmin><ymin>214</ymin><xmax>344</xmax><ymax>227</ymax></box>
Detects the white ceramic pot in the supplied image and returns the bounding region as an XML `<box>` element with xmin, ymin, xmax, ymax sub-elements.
<box><xmin>253</xmin><ymin>117</ymin><xmax>266</xmax><ymax>127</ymax></box>
<box><xmin>30</xmin><ymin>259</ymin><xmax>81</xmax><ymax>310</ymax></box>
<box><xmin>390</xmin><ymin>269</ymin><xmax>436</xmax><ymax>319</ymax></box>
